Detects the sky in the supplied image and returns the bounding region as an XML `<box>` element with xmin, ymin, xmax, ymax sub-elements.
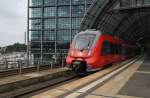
<box><xmin>0</xmin><ymin>0</ymin><xmax>27</xmax><ymax>47</ymax></box>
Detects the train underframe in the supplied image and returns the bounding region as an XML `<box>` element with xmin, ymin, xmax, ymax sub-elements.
<box><xmin>70</xmin><ymin>60</ymin><xmax>114</xmax><ymax>75</ymax></box>
<box><xmin>71</xmin><ymin>61</ymin><xmax>87</xmax><ymax>75</ymax></box>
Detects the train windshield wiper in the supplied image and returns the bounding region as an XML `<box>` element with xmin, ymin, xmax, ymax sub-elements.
<box><xmin>80</xmin><ymin>41</ymin><xmax>91</xmax><ymax>52</ymax></box>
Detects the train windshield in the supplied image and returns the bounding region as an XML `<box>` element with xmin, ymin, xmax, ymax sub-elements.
<box><xmin>74</xmin><ymin>34</ymin><xmax>96</xmax><ymax>50</ymax></box>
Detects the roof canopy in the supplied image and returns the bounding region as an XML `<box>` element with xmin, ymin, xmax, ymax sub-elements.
<box><xmin>80</xmin><ymin>0</ymin><xmax>150</xmax><ymax>44</ymax></box>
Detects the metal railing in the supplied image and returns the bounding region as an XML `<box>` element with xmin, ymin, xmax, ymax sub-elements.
<box><xmin>0</xmin><ymin>56</ymin><xmax>67</xmax><ymax>76</ymax></box>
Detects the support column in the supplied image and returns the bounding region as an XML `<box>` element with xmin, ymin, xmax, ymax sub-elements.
<box><xmin>27</xmin><ymin>0</ymin><xmax>30</xmax><ymax>66</ymax></box>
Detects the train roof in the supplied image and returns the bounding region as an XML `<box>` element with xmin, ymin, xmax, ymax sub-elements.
<box><xmin>78</xmin><ymin>29</ymin><xmax>102</xmax><ymax>35</ymax></box>
<box><xmin>77</xmin><ymin>30</ymin><xmax>136</xmax><ymax>48</ymax></box>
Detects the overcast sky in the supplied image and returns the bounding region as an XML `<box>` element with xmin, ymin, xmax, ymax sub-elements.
<box><xmin>0</xmin><ymin>0</ymin><xmax>27</xmax><ymax>47</ymax></box>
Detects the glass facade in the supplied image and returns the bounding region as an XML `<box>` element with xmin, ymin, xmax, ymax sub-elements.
<box><xmin>120</xmin><ymin>0</ymin><xmax>150</xmax><ymax>7</ymax></box>
<box><xmin>28</xmin><ymin>0</ymin><xmax>93</xmax><ymax>63</ymax></box>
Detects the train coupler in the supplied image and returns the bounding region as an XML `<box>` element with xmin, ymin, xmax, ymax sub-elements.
<box><xmin>72</xmin><ymin>61</ymin><xmax>87</xmax><ymax>75</ymax></box>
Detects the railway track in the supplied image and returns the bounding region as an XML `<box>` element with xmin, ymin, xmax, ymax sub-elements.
<box><xmin>13</xmin><ymin>55</ymin><xmax>142</xmax><ymax>98</ymax></box>
<box><xmin>0</xmin><ymin>64</ymin><xmax>61</xmax><ymax>78</ymax></box>
<box><xmin>0</xmin><ymin>71</ymin><xmax>77</xmax><ymax>98</ymax></box>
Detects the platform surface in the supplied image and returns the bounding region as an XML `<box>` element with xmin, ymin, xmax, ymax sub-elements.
<box><xmin>82</xmin><ymin>53</ymin><xmax>149</xmax><ymax>98</ymax></box>
<box><xmin>29</xmin><ymin>54</ymin><xmax>148</xmax><ymax>98</ymax></box>
<box><xmin>14</xmin><ymin>54</ymin><xmax>150</xmax><ymax>98</ymax></box>
<box><xmin>119</xmin><ymin>53</ymin><xmax>150</xmax><ymax>98</ymax></box>
<box><xmin>0</xmin><ymin>68</ymin><xmax>66</xmax><ymax>86</ymax></box>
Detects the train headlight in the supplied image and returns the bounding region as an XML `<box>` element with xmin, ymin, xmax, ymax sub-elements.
<box><xmin>71</xmin><ymin>51</ymin><xmax>74</xmax><ymax>56</ymax></box>
<box><xmin>88</xmin><ymin>50</ymin><xmax>92</xmax><ymax>56</ymax></box>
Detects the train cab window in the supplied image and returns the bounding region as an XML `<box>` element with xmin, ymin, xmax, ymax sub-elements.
<box><xmin>74</xmin><ymin>34</ymin><xmax>96</xmax><ymax>51</ymax></box>
<box><xmin>101</xmin><ymin>41</ymin><xmax>111</xmax><ymax>56</ymax></box>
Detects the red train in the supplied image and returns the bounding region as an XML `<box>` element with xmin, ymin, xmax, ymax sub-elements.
<box><xmin>66</xmin><ymin>30</ymin><xmax>137</xmax><ymax>74</ymax></box>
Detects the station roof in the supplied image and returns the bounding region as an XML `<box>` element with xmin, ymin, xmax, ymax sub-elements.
<box><xmin>80</xmin><ymin>0</ymin><xmax>150</xmax><ymax>45</ymax></box>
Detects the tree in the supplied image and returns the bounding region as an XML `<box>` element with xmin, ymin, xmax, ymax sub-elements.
<box><xmin>0</xmin><ymin>43</ymin><xmax>27</xmax><ymax>54</ymax></box>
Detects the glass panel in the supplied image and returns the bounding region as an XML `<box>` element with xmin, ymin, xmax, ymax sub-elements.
<box><xmin>44</xmin><ymin>0</ymin><xmax>56</xmax><ymax>6</ymax></box>
<box><xmin>144</xmin><ymin>0</ymin><xmax>150</xmax><ymax>4</ymax></box>
<box><xmin>137</xmin><ymin>0</ymin><xmax>143</xmax><ymax>6</ymax></box>
<box><xmin>58</xmin><ymin>18</ymin><xmax>71</xmax><ymax>29</ymax></box>
<box><xmin>72</xmin><ymin>6</ymin><xmax>85</xmax><ymax>17</ymax></box>
<box><xmin>58</xmin><ymin>6</ymin><xmax>70</xmax><ymax>17</ymax></box>
<box><xmin>120</xmin><ymin>0</ymin><xmax>131</xmax><ymax>7</ymax></box>
<box><xmin>56</xmin><ymin>49</ymin><xmax>68</xmax><ymax>54</ymax></box>
<box><xmin>44</xmin><ymin>30</ymin><xmax>56</xmax><ymax>41</ymax></box>
<box><xmin>86</xmin><ymin>5</ymin><xmax>91</xmax><ymax>10</ymax></box>
<box><xmin>31</xmin><ymin>8</ymin><xmax>42</xmax><ymax>18</ymax></box>
<box><xmin>31</xmin><ymin>42</ymin><xmax>41</xmax><ymax>49</ymax></box>
<box><xmin>86</xmin><ymin>0</ymin><xmax>93</xmax><ymax>4</ymax></box>
<box><xmin>44</xmin><ymin>19</ymin><xmax>56</xmax><ymax>29</ymax></box>
<box><xmin>72</xmin><ymin>18</ymin><xmax>82</xmax><ymax>29</ymax></box>
<box><xmin>31</xmin><ymin>0</ymin><xmax>42</xmax><ymax>6</ymax></box>
<box><xmin>58</xmin><ymin>0</ymin><xmax>70</xmax><ymax>5</ymax></box>
<box><xmin>30</xmin><ymin>19</ymin><xmax>42</xmax><ymax>30</ymax></box>
<box><xmin>57</xmin><ymin>30</ymin><xmax>71</xmax><ymax>41</ymax></box>
<box><xmin>31</xmin><ymin>31</ymin><xmax>41</xmax><ymax>41</ymax></box>
<box><xmin>42</xmin><ymin>54</ymin><xmax>53</xmax><ymax>60</ymax></box>
<box><xmin>43</xmin><ymin>42</ymin><xmax>55</xmax><ymax>53</ymax></box>
<box><xmin>33</xmin><ymin>54</ymin><xmax>40</xmax><ymax>59</ymax></box>
<box><xmin>57</xmin><ymin>42</ymin><xmax>70</xmax><ymax>49</ymax></box>
<box><xmin>72</xmin><ymin>0</ymin><xmax>85</xmax><ymax>5</ymax></box>
<box><xmin>44</xmin><ymin>7</ymin><xmax>56</xmax><ymax>17</ymax></box>
<box><xmin>72</xmin><ymin>30</ymin><xmax>79</xmax><ymax>38</ymax></box>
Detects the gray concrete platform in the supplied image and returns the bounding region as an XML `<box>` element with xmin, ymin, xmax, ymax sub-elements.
<box><xmin>26</xmin><ymin>56</ymin><xmax>142</xmax><ymax>98</ymax></box>
<box><xmin>0</xmin><ymin>55</ymin><xmax>145</xmax><ymax>98</ymax></box>
<box><xmin>119</xmin><ymin>73</ymin><xmax>150</xmax><ymax>98</ymax></box>
<box><xmin>119</xmin><ymin>54</ymin><xmax>150</xmax><ymax>98</ymax></box>
<box><xmin>0</xmin><ymin>68</ymin><xmax>69</xmax><ymax>96</ymax></box>
<box><xmin>23</xmin><ymin>55</ymin><xmax>147</xmax><ymax>98</ymax></box>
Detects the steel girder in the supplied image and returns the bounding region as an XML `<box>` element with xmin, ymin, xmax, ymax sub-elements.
<box><xmin>80</xmin><ymin>0</ymin><xmax>150</xmax><ymax>43</ymax></box>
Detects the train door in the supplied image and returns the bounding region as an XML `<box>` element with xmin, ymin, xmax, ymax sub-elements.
<box><xmin>114</xmin><ymin>44</ymin><xmax>122</xmax><ymax>61</ymax></box>
<box><xmin>110</xmin><ymin>43</ymin><xmax>117</xmax><ymax>62</ymax></box>
<box><xmin>121</xmin><ymin>45</ymin><xmax>126</xmax><ymax>60</ymax></box>
<box><xmin>101</xmin><ymin>41</ymin><xmax>113</xmax><ymax>66</ymax></box>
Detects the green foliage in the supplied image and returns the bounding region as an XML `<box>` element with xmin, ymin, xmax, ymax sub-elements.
<box><xmin>1</xmin><ymin>43</ymin><xmax>27</xmax><ymax>53</ymax></box>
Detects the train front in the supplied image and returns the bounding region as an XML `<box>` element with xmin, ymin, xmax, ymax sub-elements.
<box><xmin>66</xmin><ymin>30</ymin><xmax>100</xmax><ymax>75</ymax></box>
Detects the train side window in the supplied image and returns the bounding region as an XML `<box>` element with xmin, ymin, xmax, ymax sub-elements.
<box><xmin>114</xmin><ymin>44</ymin><xmax>118</xmax><ymax>54</ymax></box>
<box><xmin>118</xmin><ymin>45</ymin><xmax>122</xmax><ymax>54</ymax></box>
<box><xmin>122</xmin><ymin>46</ymin><xmax>125</xmax><ymax>55</ymax></box>
<box><xmin>111</xmin><ymin>43</ymin><xmax>115</xmax><ymax>54</ymax></box>
<box><xmin>101</xmin><ymin>41</ymin><xmax>111</xmax><ymax>56</ymax></box>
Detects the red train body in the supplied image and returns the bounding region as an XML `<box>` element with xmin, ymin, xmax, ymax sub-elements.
<box><xmin>66</xmin><ymin>30</ymin><xmax>137</xmax><ymax>74</ymax></box>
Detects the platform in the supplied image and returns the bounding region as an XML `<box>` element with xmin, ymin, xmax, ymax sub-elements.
<box><xmin>119</xmin><ymin>53</ymin><xmax>150</xmax><ymax>98</ymax></box>
<box><xmin>75</xmin><ymin>54</ymin><xmax>147</xmax><ymax>98</ymax></box>
<box><xmin>24</xmin><ymin>54</ymin><xmax>150</xmax><ymax>98</ymax></box>
<box><xmin>1</xmin><ymin>54</ymin><xmax>149</xmax><ymax>98</ymax></box>
<box><xmin>0</xmin><ymin>68</ymin><xmax>68</xmax><ymax>97</ymax></box>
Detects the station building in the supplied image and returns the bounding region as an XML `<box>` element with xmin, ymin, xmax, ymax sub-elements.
<box><xmin>28</xmin><ymin>0</ymin><xmax>93</xmax><ymax>63</ymax></box>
